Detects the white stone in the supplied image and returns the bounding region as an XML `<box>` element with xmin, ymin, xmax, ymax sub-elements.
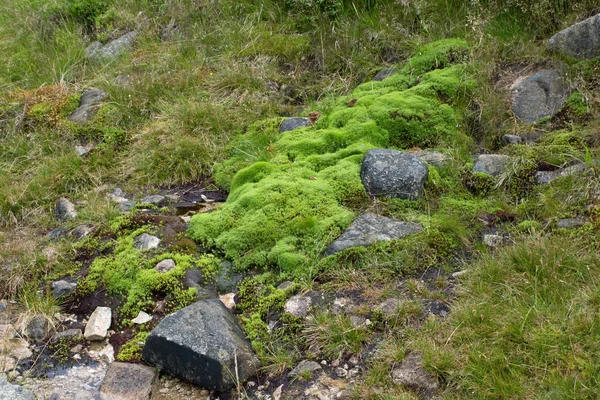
<box><xmin>219</xmin><ymin>293</ymin><xmax>237</xmax><ymax>310</ymax></box>
<box><xmin>84</xmin><ymin>307</ymin><xmax>112</xmax><ymax>341</ymax></box>
<box><xmin>131</xmin><ymin>311</ymin><xmax>152</xmax><ymax>325</ymax></box>
<box><xmin>154</xmin><ymin>259</ymin><xmax>176</xmax><ymax>273</ymax></box>
<box><xmin>284</xmin><ymin>295</ymin><xmax>312</xmax><ymax>317</ymax></box>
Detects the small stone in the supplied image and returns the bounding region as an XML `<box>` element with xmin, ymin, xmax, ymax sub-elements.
<box><xmin>349</xmin><ymin>355</ymin><xmax>359</xmax><ymax>365</ymax></box>
<box><xmin>372</xmin><ymin>68</ymin><xmax>397</xmax><ymax>81</ymax></box>
<box><xmin>120</xmin><ymin>200</ymin><xmax>136</xmax><ymax>212</ymax></box>
<box><xmin>288</xmin><ymin>360</ymin><xmax>322</xmax><ymax>378</ymax></box>
<box><xmin>25</xmin><ymin>316</ymin><xmax>48</xmax><ymax>340</ymax></box>
<box><xmin>133</xmin><ymin>234</ymin><xmax>160</xmax><ymax>250</ymax></box>
<box><xmin>335</xmin><ymin>367</ymin><xmax>348</xmax><ymax>378</ymax></box>
<box><xmin>280</xmin><ymin>117</ymin><xmax>311</xmax><ymax>133</ymax></box>
<box><xmin>391</xmin><ymin>352</ymin><xmax>439</xmax><ymax>396</ymax></box>
<box><xmin>535</xmin><ymin>163</ymin><xmax>587</xmax><ymax>184</ymax></box>
<box><xmin>483</xmin><ymin>233</ymin><xmax>506</xmax><ymax>248</ymax></box>
<box><xmin>159</xmin><ymin>388</ymin><xmax>169</xmax><ymax>394</ymax></box>
<box><xmin>502</xmin><ymin>134</ymin><xmax>523</xmax><ymax>146</ymax></box>
<box><xmin>140</xmin><ymin>195</ymin><xmax>165</xmax><ymax>205</ymax></box>
<box><xmin>347</xmin><ymin>367</ymin><xmax>360</xmax><ymax>379</ymax></box>
<box><xmin>88</xmin><ymin>31</ymin><xmax>138</xmax><ymax>62</ymax></box>
<box><xmin>473</xmin><ymin>154</ymin><xmax>511</xmax><ymax>177</ymax></box>
<box><xmin>377</xmin><ymin>298</ymin><xmax>403</xmax><ymax>317</ymax></box>
<box><xmin>52</xmin><ymin>328</ymin><xmax>82</xmax><ymax>343</ymax></box>
<box><xmin>284</xmin><ymin>295</ymin><xmax>312</xmax><ymax>317</ymax></box>
<box><xmin>350</xmin><ymin>315</ymin><xmax>367</xmax><ymax>328</ymax></box>
<box><xmin>67</xmin><ymin>89</ymin><xmax>109</xmax><ymax>124</ymax></box>
<box><xmin>99</xmin><ymin>343</ymin><xmax>115</xmax><ymax>363</ymax></box>
<box><xmin>84</xmin><ymin>306</ymin><xmax>112</xmax><ymax>341</ymax></box>
<box><xmin>154</xmin><ymin>259</ymin><xmax>176</xmax><ymax>273</ymax></box>
<box><xmin>131</xmin><ymin>311</ymin><xmax>152</xmax><ymax>325</ymax></box>
<box><xmin>55</xmin><ymin>198</ymin><xmax>77</xmax><ymax>222</ymax></box>
<box><xmin>71</xmin><ymin>344</ymin><xmax>83</xmax><ymax>353</ymax></box>
<box><xmin>412</xmin><ymin>151</ymin><xmax>452</xmax><ymax>168</ymax></box>
<box><xmin>1</xmin><ymin>357</ymin><xmax>17</xmax><ymax>372</ymax></box>
<box><xmin>273</xmin><ymin>384</ymin><xmax>284</xmax><ymax>400</ymax></box>
<box><xmin>51</xmin><ymin>280</ymin><xmax>77</xmax><ymax>298</ymax></box>
<box><xmin>452</xmin><ymin>270</ymin><xmax>468</xmax><ymax>278</ymax></box>
<box><xmin>557</xmin><ymin>217</ymin><xmax>588</xmax><ymax>229</ymax></box>
<box><xmin>41</xmin><ymin>246</ymin><xmax>59</xmax><ymax>263</ymax></box>
<box><xmin>70</xmin><ymin>224</ymin><xmax>95</xmax><ymax>240</ymax></box>
<box><xmin>100</xmin><ymin>361</ymin><xmax>157</xmax><ymax>400</ymax></box>
<box><xmin>219</xmin><ymin>293</ymin><xmax>237</xmax><ymax>311</ymax></box>
<box><xmin>277</xmin><ymin>281</ymin><xmax>294</xmax><ymax>291</ymax></box>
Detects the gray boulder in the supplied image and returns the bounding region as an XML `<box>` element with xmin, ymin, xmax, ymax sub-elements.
<box><xmin>100</xmin><ymin>362</ymin><xmax>157</xmax><ymax>400</ymax></box>
<box><xmin>361</xmin><ymin>149</ymin><xmax>429</xmax><ymax>200</ymax></box>
<box><xmin>502</xmin><ymin>134</ymin><xmax>523</xmax><ymax>146</ymax></box>
<box><xmin>51</xmin><ymin>280</ymin><xmax>77</xmax><ymax>298</ymax></box>
<box><xmin>284</xmin><ymin>295</ymin><xmax>312</xmax><ymax>317</ymax></box>
<box><xmin>88</xmin><ymin>31</ymin><xmax>138</xmax><ymax>62</ymax></box>
<box><xmin>0</xmin><ymin>375</ymin><xmax>36</xmax><ymax>400</ymax></box>
<box><xmin>510</xmin><ymin>69</ymin><xmax>570</xmax><ymax>124</ymax></box>
<box><xmin>67</xmin><ymin>89</ymin><xmax>108</xmax><ymax>123</ymax></box>
<box><xmin>142</xmin><ymin>299</ymin><xmax>260</xmax><ymax>390</ymax></box>
<box><xmin>535</xmin><ymin>162</ymin><xmax>587</xmax><ymax>184</ymax></box>
<box><xmin>55</xmin><ymin>198</ymin><xmax>77</xmax><ymax>222</ymax></box>
<box><xmin>473</xmin><ymin>154</ymin><xmax>511</xmax><ymax>177</ymax></box>
<box><xmin>133</xmin><ymin>234</ymin><xmax>160</xmax><ymax>250</ymax></box>
<box><xmin>548</xmin><ymin>13</ymin><xmax>600</xmax><ymax>59</ymax></box>
<box><xmin>372</xmin><ymin>68</ymin><xmax>397</xmax><ymax>81</ymax></box>
<box><xmin>325</xmin><ymin>214</ymin><xmax>423</xmax><ymax>255</ymax></box>
<box><xmin>280</xmin><ymin>117</ymin><xmax>311</xmax><ymax>133</ymax></box>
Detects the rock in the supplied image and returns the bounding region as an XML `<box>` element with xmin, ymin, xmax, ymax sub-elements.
<box><xmin>361</xmin><ymin>149</ymin><xmax>428</xmax><ymax>200</ymax></box>
<box><xmin>0</xmin><ymin>324</ymin><xmax>16</xmax><ymax>340</ymax></box>
<box><xmin>272</xmin><ymin>384</ymin><xmax>283</xmax><ymax>400</ymax></box>
<box><xmin>557</xmin><ymin>217</ymin><xmax>588</xmax><ymax>229</ymax></box>
<box><xmin>280</xmin><ymin>117</ymin><xmax>311</xmax><ymax>133</ymax></box>
<box><xmin>8</xmin><ymin>339</ymin><xmax>32</xmax><ymax>360</ymax></box>
<box><xmin>140</xmin><ymin>195</ymin><xmax>165</xmax><ymax>205</ymax></box>
<box><xmin>0</xmin><ymin>374</ymin><xmax>36</xmax><ymax>400</ymax></box>
<box><xmin>277</xmin><ymin>281</ymin><xmax>294</xmax><ymax>291</ymax></box>
<box><xmin>55</xmin><ymin>198</ymin><xmax>77</xmax><ymax>222</ymax></box>
<box><xmin>535</xmin><ymin>162</ymin><xmax>587</xmax><ymax>184</ymax></box>
<box><xmin>51</xmin><ymin>329</ymin><xmax>82</xmax><ymax>343</ymax></box>
<box><xmin>131</xmin><ymin>311</ymin><xmax>152</xmax><ymax>325</ymax></box>
<box><xmin>41</xmin><ymin>246</ymin><xmax>59</xmax><ymax>263</ymax></box>
<box><xmin>84</xmin><ymin>306</ymin><xmax>112</xmax><ymax>341</ymax></box>
<box><xmin>377</xmin><ymin>298</ymin><xmax>403</xmax><ymax>317</ymax></box>
<box><xmin>510</xmin><ymin>69</ymin><xmax>570</xmax><ymax>124</ymax></box>
<box><xmin>46</xmin><ymin>227</ymin><xmax>69</xmax><ymax>241</ymax></box>
<box><xmin>133</xmin><ymin>234</ymin><xmax>160</xmax><ymax>250</ymax></box>
<box><xmin>284</xmin><ymin>295</ymin><xmax>312</xmax><ymax>317</ymax></box>
<box><xmin>142</xmin><ymin>299</ymin><xmax>260</xmax><ymax>390</ymax></box>
<box><xmin>452</xmin><ymin>270</ymin><xmax>468</xmax><ymax>278</ymax></box>
<box><xmin>98</xmin><ymin>343</ymin><xmax>115</xmax><ymax>363</ymax></box>
<box><xmin>482</xmin><ymin>233</ymin><xmax>506</xmax><ymax>248</ymax></box>
<box><xmin>335</xmin><ymin>367</ymin><xmax>348</xmax><ymax>378</ymax></box>
<box><xmin>502</xmin><ymin>134</ymin><xmax>523</xmax><ymax>146</ymax></box>
<box><xmin>26</xmin><ymin>316</ymin><xmax>48</xmax><ymax>340</ymax></box>
<box><xmin>391</xmin><ymin>352</ymin><xmax>439</xmax><ymax>397</ymax></box>
<box><xmin>325</xmin><ymin>214</ymin><xmax>423</xmax><ymax>255</ymax></box>
<box><xmin>350</xmin><ymin>315</ymin><xmax>369</xmax><ymax>328</ymax></box>
<box><xmin>372</xmin><ymin>68</ymin><xmax>397</xmax><ymax>81</ymax></box>
<box><xmin>215</xmin><ymin>261</ymin><xmax>244</xmax><ymax>293</ymax></box>
<box><xmin>219</xmin><ymin>293</ymin><xmax>237</xmax><ymax>311</ymax></box>
<box><xmin>120</xmin><ymin>201</ymin><xmax>136</xmax><ymax>212</ymax></box>
<box><xmin>412</xmin><ymin>151</ymin><xmax>452</xmax><ymax>168</ymax></box>
<box><xmin>473</xmin><ymin>154</ymin><xmax>511</xmax><ymax>177</ymax></box>
<box><xmin>70</xmin><ymin>224</ymin><xmax>95</xmax><ymax>241</ymax></box>
<box><xmin>1</xmin><ymin>357</ymin><xmax>16</xmax><ymax>373</ymax></box>
<box><xmin>183</xmin><ymin>268</ymin><xmax>203</xmax><ymax>289</ymax></box>
<box><xmin>288</xmin><ymin>360</ymin><xmax>322</xmax><ymax>378</ymax></box>
<box><xmin>548</xmin><ymin>13</ymin><xmax>600</xmax><ymax>59</ymax></box>
<box><xmin>88</xmin><ymin>31</ymin><xmax>138</xmax><ymax>61</ymax></box>
<box><xmin>85</xmin><ymin>41</ymin><xmax>103</xmax><ymax>58</ymax></box>
<box><xmin>75</xmin><ymin>144</ymin><xmax>94</xmax><ymax>156</ymax></box>
<box><xmin>51</xmin><ymin>280</ymin><xmax>77</xmax><ymax>298</ymax></box>
<box><xmin>154</xmin><ymin>259</ymin><xmax>176</xmax><ymax>273</ymax></box>
<box><xmin>67</xmin><ymin>89</ymin><xmax>109</xmax><ymax>124</ymax></box>
<box><xmin>100</xmin><ymin>361</ymin><xmax>157</xmax><ymax>400</ymax></box>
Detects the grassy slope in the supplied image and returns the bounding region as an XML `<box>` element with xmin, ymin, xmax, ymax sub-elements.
<box><xmin>1</xmin><ymin>0</ymin><xmax>600</xmax><ymax>398</ymax></box>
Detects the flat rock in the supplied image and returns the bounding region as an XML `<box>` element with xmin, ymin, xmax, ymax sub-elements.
<box><xmin>67</xmin><ymin>89</ymin><xmax>108</xmax><ymax>123</ymax></box>
<box><xmin>361</xmin><ymin>149</ymin><xmax>428</xmax><ymax>200</ymax></box>
<box><xmin>55</xmin><ymin>198</ymin><xmax>77</xmax><ymax>222</ymax></box>
<box><xmin>288</xmin><ymin>360</ymin><xmax>322</xmax><ymax>378</ymax></box>
<box><xmin>51</xmin><ymin>329</ymin><xmax>82</xmax><ymax>343</ymax></box>
<box><xmin>372</xmin><ymin>68</ymin><xmax>397</xmax><ymax>81</ymax></box>
<box><xmin>280</xmin><ymin>117</ymin><xmax>311</xmax><ymax>133</ymax></box>
<box><xmin>502</xmin><ymin>134</ymin><xmax>523</xmax><ymax>146</ymax></box>
<box><xmin>325</xmin><ymin>214</ymin><xmax>423</xmax><ymax>255</ymax></box>
<box><xmin>140</xmin><ymin>195</ymin><xmax>165</xmax><ymax>205</ymax></box>
<box><xmin>412</xmin><ymin>151</ymin><xmax>452</xmax><ymax>168</ymax></box>
<box><xmin>70</xmin><ymin>224</ymin><xmax>95</xmax><ymax>241</ymax></box>
<box><xmin>557</xmin><ymin>217</ymin><xmax>588</xmax><ymax>229</ymax></box>
<box><xmin>473</xmin><ymin>154</ymin><xmax>511</xmax><ymax>177</ymax></box>
<box><xmin>133</xmin><ymin>234</ymin><xmax>160</xmax><ymax>250</ymax></box>
<box><xmin>100</xmin><ymin>361</ymin><xmax>157</xmax><ymax>400</ymax></box>
<box><xmin>142</xmin><ymin>299</ymin><xmax>260</xmax><ymax>390</ymax></box>
<box><xmin>510</xmin><ymin>69</ymin><xmax>570</xmax><ymax>124</ymax></box>
<box><xmin>548</xmin><ymin>13</ymin><xmax>600</xmax><ymax>59</ymax></box>
<box><xmin>0</xmin><ymin>374</ymin><xmax>36</xmax><ymax>400</ymax></box>
<box><xmin>376</xmin><ymin>298</ymin><xmax>403</xmax><ymax>317</ymax></box>
<box><xmin>391</xmin><ymin>352</ymin><xmax>439</xmax><ymax>398</ymax></box>
<box><xmin>154</xmin><ymin>259</ymin><xmax>176</xmax><ymax>273</ymax></box>
<box><xmin>131</xmin><ymin>311</ymin><xmax>152</xmax><ymax>325</ymax></box>
<box><xmin>88</xmin><ymin>31</ymin><xmax>138</xmax><ymax>61</ymax></box>
<box><xmin>284</xmin><ymin>295</ymin><xmax>312</xmax><ymax>317</ymax></box>
<box><xmin>84</xmin><ymin>307</ymin><xmax>112</xmax><ymax>341</ymax></box>
<box><xmin>51</xmin><ymin>280</ymin><xmax>77</xmax><ymax>298</ymax></box>
<box><xmin>535</xmin><ymin>162</ymin><xmax>587</xmax><ymax>184</ymax></box>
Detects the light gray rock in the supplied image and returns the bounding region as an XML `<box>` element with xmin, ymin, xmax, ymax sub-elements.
<box><xmin>473</xmin><ymin>154</ymin><xmax>511</xmax><ymax>177</ymax></box>
<box><xmin>67</xmin><ymin>89</ymin><xmax>109</xmax><ymax>124</ymax></box>
<box><xmin>55</xmin><ymin>198</ymin><xmax>77</xmax><ymax>222</ymax></box>
<box><xmin>131</xmin><ymin>311</ymin><xmax>152</xmax><ymax>325</ymax></box>
<box><xmin>84</xmin><ymin>307</ymin><xmax>112</xmax><ymax>341</ymax></box>
<box><xmin>535</xmin><ymin>162</ymin><xmax>587</xmax><ymax>184</ymax></box>
<box><xmin>51</xmin><ymin>329</ymin><xmax>82</xmax><ymax>343</ymax></box>
<box><xmin>0</xmin><ymin>374</ymin><xmax>36</xmax><ymax>400</ymax></box>
<box><xmin>120</xmin><ymin>201</ymin><xmax>136</xmax><ymax>212</ymax></box>
<box><xmin>51</xmin><ymin>281</ymin><xmax>77</xmax><ymax>298</ymax></box>
<box><xmin>482</xmin><ymin>233</ymin><xmax>506</xmax><ymax>248</ymax></box>
<box><xmin>133</xmin><ymin>234</ymin><xmax>160</xmax><ymax>250</ymax></box>
<box><xmin>548</xmin><ymin>13</ymin><xmax>600</xmax><ymax>59</ymax></box>
<box><xmin>502</xmin><ymin>134</ymin><xmax>523</xmax><ymax>146</ymax></box>
<box><xmin>70</xmin><ymin>224</ymin><xmax>95</xmax><ymax>241</ymax></box>
<box><xmin>142</xmin><ymin>299</ymin><xmax>260</xmax><ymax>390</ymax></box>
<box><xmin>85</xmin><ymin>41</ymin><xmax>103</xmax><ymax>58</ymax></box>
<box><xmin>0</xmin><ymin>324</ymin><xmax>16</xmax><ymax>340</ymax></box>
<box><xmin>154</xmin><ymin>259</ymin><xmax>176</xmax><ymax>273</ymax></box>
<box><xmin>288</xmin><ymin>360</ymin><xmax>322</xmax><ymax>378</ymax></box>
<box><xmin>557</xmin><ymin>217</ymin><xmax>588</xmax><ymax>229</ymax></box>
<box><xmin>377</xmin><ymin>298</ymin><xmax>404</xmax><ymax>317</ymax></box>
<box><xmin>88</xmin><ymin>31</ymin><xmax>138</xmax><ymax>62</ymax></box>
<box><xmin>325</xmin><ymin>214</ymin><xmax>423</xmax><ymax>255</ymax></box>
<box><xmin>100</xmin><ymin>362</ymin><xmax>157</xmax><ymax>400</ymax></box>
<box><xmin>372</xmin><ymin>68</ymin><xmax>397</xmax><ymax>81</ymax></box>
<box><xmin>284</xmin><ymin>295</ymin><xmax>312</xmax><ymax>317</ymax></box>
<box><xmin>510</xmin><ymin>69</ymin><xmax>570</xmax><ymax>124</ymax></box>
<box><xmin>277</xmin><ymin>281</ymin><xmax>294</xmax><ymax>291</ymax></box>
<box><xmin>412</xmin><ymin>151</ymin><xmax>452</xmax><ymax>168</ymax></box>
<box><xmin>280</xmin><ymin>117</ymin><xmax>311</xmax><ymax>133</ymax></box>
<box><xmin>140</xmin><ymin>195</ymin><xmax>165</xmax><ymax>205</ymax></box>
<box><xmin>391</xmin><ymin>352</ymin><xmax>439</xmax><ymax>397</ymax></box>
<box><xmin>361</xmin><ymin>149</ymin><xmax>428</xmax><ymax>200</ymax></box>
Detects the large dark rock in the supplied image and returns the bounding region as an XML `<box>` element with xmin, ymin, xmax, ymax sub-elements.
<box><xmin>67</xmin><ymin>89</ymin><xmax>108</xmax><ymax>123</ymax></box>
<box><xmin>142</xmin><ymin>299</ymin><xmax>260</xmax><ymax>390</ymax></box>
<box><xmin>510</xmin><ymin>69</ymin><xmax>570</xmax><ymax>124</ymax></box>
<box><xmin>279</xmin><ymin>117</ymin><xmax>311</xmax><ymax>133</ymax></box>
<box><xmin>361</xmin><ymin>149</ymin><xmax>428</xmax><ymax>200</ymax></box>
<box><xmin>87</xmin><ymin>31</ymin><xmax>138</xmax><ymax>62</ymax></box>
<box><xmin>325</xmin><ymin>214</ymin><xmax>423</xmax><ymax>255</ymax></box>
<box><xmin>548</xmin><ymin>13</ymin><xmax>600</xmax><ymax>59</ymax></box>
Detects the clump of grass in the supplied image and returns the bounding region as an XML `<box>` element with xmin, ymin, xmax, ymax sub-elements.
<box><xmin>17</xmin><ymin>285</ymin><xmax>63</xmax><ymax>333</ymax></box>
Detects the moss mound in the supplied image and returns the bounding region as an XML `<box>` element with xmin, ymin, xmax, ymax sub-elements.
<box><xmin>188</xmin><ymin>39</ymin><xmax>476</xmax><ymax>277</ymax></box>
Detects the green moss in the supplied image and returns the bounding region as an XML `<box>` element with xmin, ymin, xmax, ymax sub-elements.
<box><xmin>564</xmin><ymin>92</ymin><xmax>589</xmax><ymax>118</ymax></box>
<box><xmin>116</xmin><ymin>331</ymin><xmax>149</xmax><ymax>362</ymax></box>
<box><xmin>28</xmin><ymin>102</ymin><xmax>53</xmax><ymax>122</ymax></box>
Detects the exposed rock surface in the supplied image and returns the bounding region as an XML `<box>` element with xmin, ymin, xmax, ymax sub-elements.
<box><xmin>0</xmin><ymin>375</ymin><xmax>36</xmax><ymax>400</ymax></box>
<box><xmin>284</xmin><ymin>295</ymin><xmax>312</xmax><ymax>317</ymax></box>
<box><xmin>142</xmin><ymin>299</ymin><xmax>260</xmax><ymax>390</ymax></box>
<box><xmin>557</xmin><ymin>217</ymin><xmax>588</xmax><ymax>229</ymax></box>
<box><xmin>84</xmin><ymin>307</ymin><xmax>112</xmax><ymax>341</ymax></box>
<box><xmin>325</xmin><ymin>214</ymin><xmax>423</xmax><ymax>255</ymax></box>
<box><xmin>391</xmin><ymin>352</ymin><xmax>439</xmax><ymax>398</ymax></box>
<box><xmin>288</xmin><ymin>360</ymin><xmax>322</xmax><ymax>378</ymax></box>
<box><xmin>55</xmin><ymin>198</ymin><xmax>77</xmax><ymax>222</ymax></box>
<box><xmin>23</xmin><ymin>363</ymin><xmax>107</xmax><ymax>400</ymax></box>
<box><xmin>51</xmin><ymin>329</ymin><xmax>82</xmax><ymax>343</ymax></box>
<box><xmin>502</xmin><ymin>134</ymin><xmax>523</xmax><ymax>146</ymax></box>
<box><xmin>87</xmin><ymin>31</ymin><xmax>138</xmax><ymax>61</ymax></box>
<box><xmin>483</xmin><ymin>233</ymin><xmax>507</xmax><ymax>248</ymax></box>
<box><xmin>70</xmin><ymin>224</ymin><xmax>95</xmax><ymax>241</ymax></box>
<box><xmin>412</xmin><ymin>151</ymin><xmax>452</xmax><ymax>168</ymax></box>
<box><xmin>67</xmin><ymin>89</ymin><xmax>108</xmax><ymax>123</ymax></box>
<box><xmin>535</xmin><ymin>162</ymin><xmax>587</xmax><ymax>184</ymax></box>
<box><xmin>473</xmin><ymin>154</ymin><xmax>511</xmax><ymax>177</ymax></box>
<box><xmin>377</xmin><ymin>298</ymin><xmax>404</xmax><ymax>317</ymax></box>
<box><xmin>372</xmin><ymin>68</ymin><xmax>397</xmax><ymax>81</ymax></box>
<box><xmin>140</xmin><ymin>195</ymin><xmax>165</xmax><ymax>205</ymax></box>
<box><xmin>51</xmin><ymin>281</ymin><xmax>77</xmax><ymax>298</ymax></box>
<box><xmin>133</xmin><ymin>234</ymin><xmax>160</xmax><ymax>250</ymax></box>
<box><xmin>510</xmin><ymin>69</ymin><xmax>570</xmax><ymax>124</ymax></box>
<box><xmin>548</xmin><ymin>13</ymin><xmax>600</xmax><ymax>59</ymax></box>
<box><xmin>25</xmin><ymin>317</ymin><xmax>47</xmax><ymax>341</ymax></box>
<box><xmin>154</xmin><ymin>259</ymin><xmax>176</xmax><ymax>273</ymax></box>
<box><xmin>100</xmin><ymin>362</ymin><xmax>157</xmax><ymax>400</ymax></box>
<box><xmin>280</xmin><ymin>117</ymin><xmax>311</xmax><ymax>133</ymax></box>
<box><xmin>361</xmin><ymin>149</ymin><xmax>428</xmax><ymax>200</ymax></box>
